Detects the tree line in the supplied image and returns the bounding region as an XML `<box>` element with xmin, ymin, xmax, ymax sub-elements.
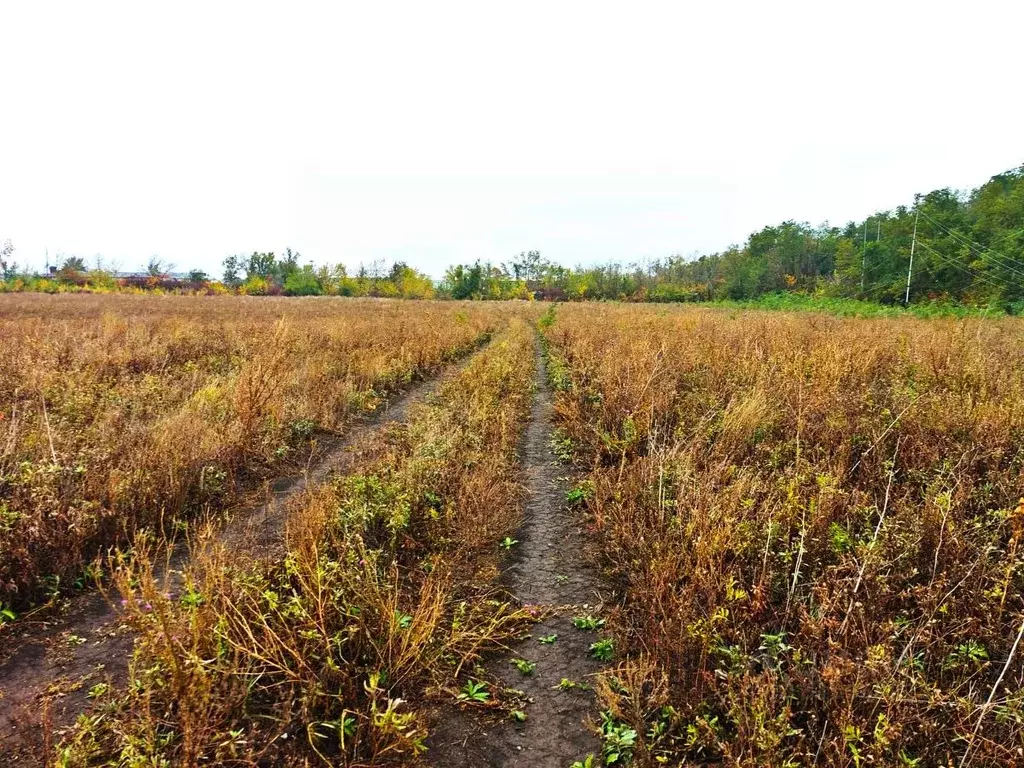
<box><xmin>442</xmin><ymin>166</ymin><xmax>1024</xmax><ymax>307</ymax></box>
<box><xmin>3</xmin><ymin>165</ymin><xmax>1022</xmax><ymax>308</ymax></box>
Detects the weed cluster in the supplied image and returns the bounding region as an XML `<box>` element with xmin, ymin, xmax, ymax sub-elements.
<box><xmin>0</xmin><ymin>295</ymin><xmax>504</xmax><ymax>609</ymax></box>
<box><xmin>56</xmin><ymin>318</ymin><xmax>540</xmax><ymax>764</ymax></box>
<box><xmin>545</xmin><ymin>303</ymin><xmax>1024</xmax><ymax>765</ymax></box>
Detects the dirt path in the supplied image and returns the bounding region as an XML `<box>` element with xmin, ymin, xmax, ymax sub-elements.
<box><xmin>0</xmin><ymin>348</ymin><xmax>484</xmax><ymax>762</ymax></box>
<box><xmin>430</xmin><ymin>337</ymin><xmax>608</xmax><ymax>767</ymax></box>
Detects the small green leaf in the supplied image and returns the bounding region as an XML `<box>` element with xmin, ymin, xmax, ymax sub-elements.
<box><xmin>590</xmin><ymin>638</ymin><xmax>614</xmax><ymax>661</ymax></box>
<box><xmin>511</xmin><ymin>658</ymin><xmax>536</xmax><ymax>675</ymax></box>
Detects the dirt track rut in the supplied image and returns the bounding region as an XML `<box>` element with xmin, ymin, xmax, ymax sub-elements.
<box><xmin>0</xmin><ymin>350</ymin><xmax>481</xmax><ymax>762</ymax></box>
<box><xmin>430</xmin><ymin>336</ymin><xmax>608</xmax><ymax>767</ymax></box>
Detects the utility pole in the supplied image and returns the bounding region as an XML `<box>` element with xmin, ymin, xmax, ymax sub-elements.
<box><xmin>861</xmin><ymin>220</ymin><xmax>868</xmax><ymax>291</ymax></box>
<box><xmin>904</xmin><ymin>209</ymin><xmax>920</xmax><ymax>304</ymax></box>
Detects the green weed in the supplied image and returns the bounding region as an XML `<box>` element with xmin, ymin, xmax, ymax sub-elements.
<box><xmin>511</xmin><ymin>658</ymin><xmax>537</xmax><ymax>676</ymax></box>
<box><xmin>590</xmin><ymin>639</ymin><xmax>614</xmax><ymax>661</ymax></box>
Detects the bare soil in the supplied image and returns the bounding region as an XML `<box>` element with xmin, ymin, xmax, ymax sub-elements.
<box><xmin>429</xmin><ymin>338</ymin><xmax>609</xmax><ymax>767</ymax></box>
<box><xmin>0</xmin><ymin>354</ymin><xmax>478</xmax><ymax>763</ymax></box>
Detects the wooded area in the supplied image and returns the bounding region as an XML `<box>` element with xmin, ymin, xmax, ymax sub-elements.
<box><xmin>3</xmin><ymin>166</ymin><xmax>1022</xmax><ymax>310</ymax></box>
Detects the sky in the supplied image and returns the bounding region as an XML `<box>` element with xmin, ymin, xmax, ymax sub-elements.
<box><xmin>2</xmin><ymin>1</ymin><xmax>1022</xmax><ymax>279</ymax></box>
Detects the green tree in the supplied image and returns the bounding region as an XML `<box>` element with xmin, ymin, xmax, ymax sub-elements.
<box><xmin>282</xmin><ymin>264</ymin><xmax>322</xmax><ymax>295</ymax></box>
<box><xmin>222</xmin><ymin>255</ymin><xmax>242</xmax><ymax>286</ymax></box>
<box><xmin>278</xmin><ymin>248</ymin><xmax>300</xmax><ymax>281</ymax></box>
<box><xmin>246</xmin><ymin>251</ymin><xmax>276</xmax><ymax>279</ymax></box>
<box><xmin>146</xmin><ymin>257</ymin><xmax>173</xmax><ymax>277</ymax></box>
<box><xmin>0</xmin><ymin>239</ymin><xmax>14</xmax><ymax>278</ymax></box>
<box><xmin>444</xmin><ymin>262</ymin><xmax>484</xmax><ymax>299</ymax></box>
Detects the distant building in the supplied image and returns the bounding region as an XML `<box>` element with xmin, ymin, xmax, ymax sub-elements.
<box><xmin>114</xmin><ymin>271</ymin><xmax>190</xmax><ymax>280</ymax></box>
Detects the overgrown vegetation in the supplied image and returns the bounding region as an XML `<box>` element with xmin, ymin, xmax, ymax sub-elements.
<box><xmin>4</xmin><ymin>165</ymin><xmax>1023</xmax><ymax>311</ymax></box>
<box><xmin>5</xmin><ymin>296</ymin><xmax>1024</xmax><ymax>765</ymax></box>
<box><xmin>544</xmin><ymin>303</ymin><xmax>1024</xmax><ymax>766</ymax></box>
<box><xmin>0</xmin><ymin>251</ymin><xmax>439</xmax><ymax>299</ymax></box>
<box><xmin>55</xmin><ymin>317</ymin><xmax>539</xmax><ymax>765</ymax></box>
<box><xmin>0</xmin><ymin>295</ymin><xmax>504</xmax><ymax>609</ymax></box>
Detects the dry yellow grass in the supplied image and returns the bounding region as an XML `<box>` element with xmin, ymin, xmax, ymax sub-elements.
<box><xmin>11</xmin><ymin>295</ymin><xmax>1024</xmax><ymax>766</ymax></box>
<box><xmin>56</xmin><ymin>315</ymin><xmax>540</xmax><ymax>766</ymax></box>
<box><xmin>544</xmin><ymin>303</ymin><xmax>1024</xmax><ymax>766</ymax></box>
<box><xmin>0</xmin><ymin>294</ymin><xmax>511</xmax><ymax>607</ymax></box>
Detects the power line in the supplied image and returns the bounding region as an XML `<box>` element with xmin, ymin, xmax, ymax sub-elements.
<box><xmin>914</xmin><ymin>240</ymin><xmax>1018</xmax><ymax>294</ymax></box>
<box><xmin>915</xmin><ymin>242</ymin><xmax>1008</xmax><ymax>294</ymax></box>
<box><xmin>983</xmin><ymin>226</ymin><xmax>1024</xmax><ymax>253</ymax></box>
<box><xmin>936</xmin><ymin>235</ymin><xmax>1024</xmax><ymax>282</ymax></box>
<box><xmin>917</xmin><ymin>209</ymin><xmax>1024</xmax><ymax>280</ymax></box>
<box><xmin>917</xmin><ymin>209</ymin><xmax>1024</xmax><ymax>270</ymax></box>
<box><xmin>913</xmin><ymin>210</ymin><xmax>1024</xmax><ymax>290</ymax></box>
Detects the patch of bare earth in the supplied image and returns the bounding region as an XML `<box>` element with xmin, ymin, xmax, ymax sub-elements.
<box><xmin>429</xmin><ymin>338</ymin><xmax>608</xmax><ymax>768</ymax></box>
<box><xmin>0</xmin><ymin>354</ymin><xmax>479</xmax><ymax>764</ymax></box>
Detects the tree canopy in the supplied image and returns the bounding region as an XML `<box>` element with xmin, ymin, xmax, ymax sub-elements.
<box><xmin>4</xmin><ymin>166</ymin><xmax>1022</xmax><ymax>308</ymax></box>
<box><xmin>440</xmin><ymin>166</ymin><xmax>1024</xmax><ymax>308</ymax></box>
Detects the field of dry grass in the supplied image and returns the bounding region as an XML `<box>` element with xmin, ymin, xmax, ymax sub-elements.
<box><xmin>3</xmin><ymin>295</ymin><xmax>1023</xmax><ymax>767</ymax></box>
<box><xmin>0</xmin><ymin>295</ymin><xmax>507</xmax><ymax>609</ymax></box>
<box><xmin>56</xmin><ymin>314</ymin><xmax>539</xmax><ymax>765</ymax></box>
<box><xmin>544</xmin><ymin>304</ymin><xmax>1024</xmax><ymax>766</ymax></box>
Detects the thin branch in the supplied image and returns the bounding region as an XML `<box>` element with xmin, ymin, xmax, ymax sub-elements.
<box><xmin>957</xmin><ymin>612</ymin><xmax>1024</xmax><ymax>768</ymax></box>
<box><xmin>39</xmin><ymin>389</ymin><xmax>57</xmax><ymax>464</ymax></box>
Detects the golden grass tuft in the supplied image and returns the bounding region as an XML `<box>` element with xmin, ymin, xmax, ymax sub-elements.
<box><xmin>0</xmin><ymin>295</ymin><xmax>509</xmax><ymax>607</ymax></box>
<box><xmin>544</xmin><ymin>303</ymin><xmax>1024</xmax><ymax>766</ymax></box>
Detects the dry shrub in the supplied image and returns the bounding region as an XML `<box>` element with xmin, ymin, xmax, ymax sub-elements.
<box><xmin>0</xmin><ymin>295</ymin><xmax>510</xmax><ymax>608</ymax></box>
<box><xmin>56</xmin><ymin>317</ymin><xmax>540</xmax><ymax>766</ymax></box>
<box><xmin>546</xmin><ymin>304</ymin><xmax>1024</xmax><ymax>767</ymax></box>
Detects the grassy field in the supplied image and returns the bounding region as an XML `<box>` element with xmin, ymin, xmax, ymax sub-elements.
<box><xmin>0</xmin><ymin>295</ymin><xmax>506</xmax><ymax>609</ymax></box>
<box><xmin>58</xmin><ymin>315</ymin><xmax>539</xmax><ymax>765</ymax></box>
<box><xmin>1</xmin><ymin>296</ymin><xmax>1022</xmax><ymax>766</ymax></box>
<box><xmin>544</xmin><ymin>304</ymin><xmax>1024</xmax><ymax>766</ymax></box>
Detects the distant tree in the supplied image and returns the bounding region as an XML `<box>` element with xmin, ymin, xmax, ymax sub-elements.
<box><xmin>510</xmin><ymin>250</ymin><xmax>547</xmax><ymax>282</ymax></box>
<box><xmin>389</xmin><ymin>261</ymin><xmax>410</xmax><ymax>282</ymax></box>
<box><xmin>222</xmin><ymin>255</ymin><xmax>242</xmax><ymax>285</ymax></box>
<box><xmin>283</xmin><ymin>264</ymin><xmax>322</xmax><ymax>296</ymax></box>
<box><xmin>0</xmin><ymin>239</ymin><xmax>14</xmax><ymax>277</ymax></box>
<box><xmin>444</xmin><ymin>262</ymin><xmax>484</xmax><ymax>299</ymax></box>
<box><xmin>246</xmin><ymin>251</ymin><xmax>276</xmax><ymax>279</ymax></box>
<box><xmin>146</xmin><ymin>257</ymin><xmax>174</xmax><ymax>277</ymax></box>
<box><xmin>279</xmin><ymin>248</ymin><xmax>300</xmax><ymax>281</ymax></box>
<box><xmin>188</xmin><ymin>269</ymin><xmax>209</xmax><ymax>283</ymax></box>
<box><xmin>62</xmin><ymin>255</ymin><xmax>87</xmax><ymax>272</ymax></box>
<box><xmin>388</xmin><ymin>262</ymin><xmax>436</xmax><ymax>299</ymax></box>
<box><xmin>315</xmin><ymin>263</ymin><xmax>349</xmax><ymax>295</ymax></box>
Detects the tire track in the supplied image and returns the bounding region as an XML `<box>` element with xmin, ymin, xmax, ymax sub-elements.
<box><xmin>0</xmin><ymin>342</ymin><xmax>490</xmax><ymax>762</ymax></box>
<box><xmin>431</xmin><ymin>334</ymin><xmax>608</xmax><ymax>767</ymax></box>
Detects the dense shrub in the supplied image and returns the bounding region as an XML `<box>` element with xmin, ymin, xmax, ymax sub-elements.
<box><xmin>0</xmin><ymin>296</ymin><xmax>504</xmax><ymax>608</ymax></box>
<box><xmin>545</xmin><ymin>304</ymin><xmax>1024</xmax><ymax>766</ymax></box>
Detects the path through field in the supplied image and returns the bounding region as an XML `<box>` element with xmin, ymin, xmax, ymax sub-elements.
<box><xmin>0</xmin><ymin>348</ymin><xmax>484</xmax><ymax>763</ymax></box>
<box><xmin>431</xmin><ymin>337</ymin><xmax>607</xmax><ymax>767</ymax></box>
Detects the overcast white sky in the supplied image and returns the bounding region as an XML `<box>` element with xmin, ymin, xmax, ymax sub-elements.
<box><xmin>2</xmin><ymin>1</ymin><xmax>1022</xmax><ymax>278</ymax></box>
